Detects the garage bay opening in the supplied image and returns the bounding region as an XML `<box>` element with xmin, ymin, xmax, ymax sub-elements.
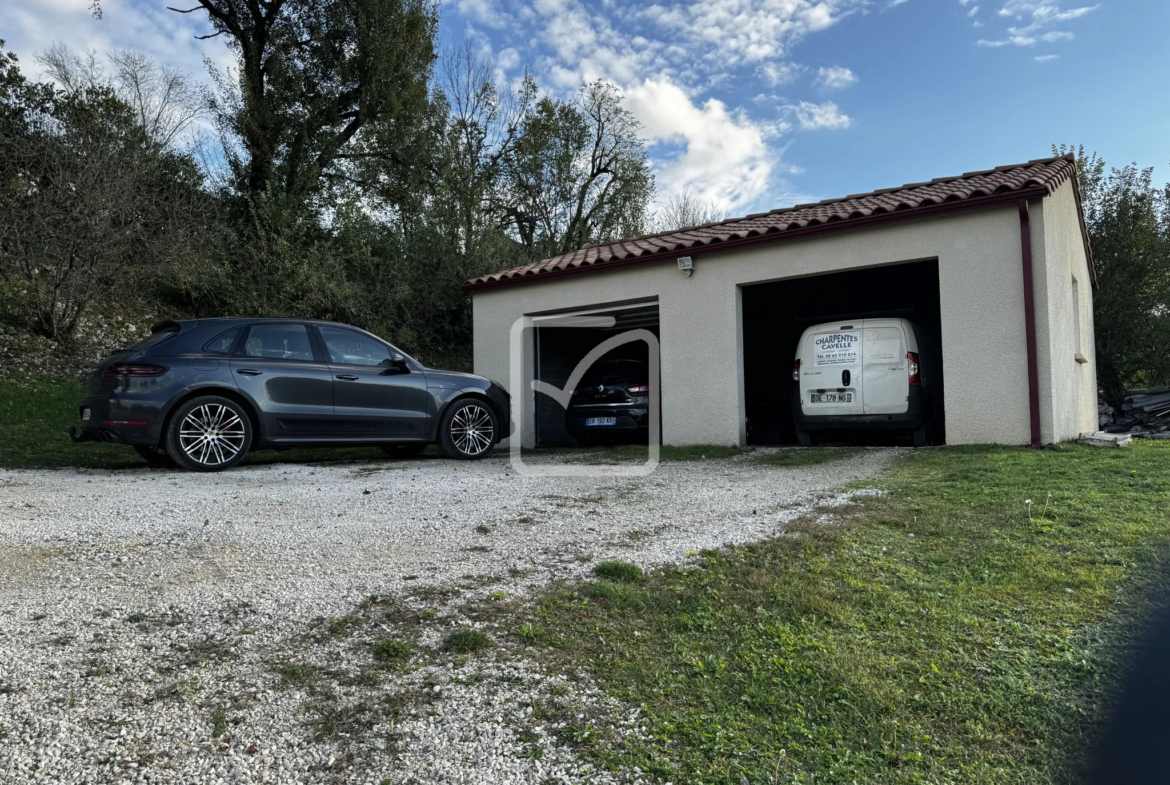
<box><xmin>742</xmin><ymin>260</ymin><xmax>945</xmax><ymax>446</ymax></box>
<box><xmin>533</xmin><ymin>302</ymin><xmax>660</xmax><ymax>447</ymax></box>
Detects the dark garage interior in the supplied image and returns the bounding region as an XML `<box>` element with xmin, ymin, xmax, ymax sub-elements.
<box><xmin>742</xmin><ymin>259</ymin><xmax>945</xmax><ymax>445</ymax></box>
<box><xmin>533</xmin><ymin>303</ymin><xmax>659</xmax><ymax>447</ymax></box>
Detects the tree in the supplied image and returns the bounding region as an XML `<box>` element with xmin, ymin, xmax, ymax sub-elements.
<box><xmin>0</xmin><ymin>44</ymin><xmax>219</xmax><ymax>341</ymax></box>
<box><xmin>1056</xmin><ymin>144</ymin><xmax>1170</xmax><ymax>405</ymax></box>
<box><xmin>653</xmin><ymin>186</ymin><xmax>725</xmax><ymax>233</ymax></box>
<box><xmin>35</xmin><ymin>43</ymin><xmax>203</xmax><ymax>149</ymax></box>
<box><xmin>174</xmin><ymin>0</ymin><xmax>439</xmax><ymax>208</ymax></box>
<box><xmin>504</xmin><ymin>80</ymin><xmax>654</xmax><ymax>258</ymax></box>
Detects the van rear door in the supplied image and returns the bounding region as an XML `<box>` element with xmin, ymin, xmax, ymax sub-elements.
<box><xmin>800</xmin><ymin>325</ymin><xmax>863</xmax><ymax>416</ymax></box>
<box><xmin>861</xmin><ymin>319</ymin><xmax>909</xmax><ymax>415</ymax></box>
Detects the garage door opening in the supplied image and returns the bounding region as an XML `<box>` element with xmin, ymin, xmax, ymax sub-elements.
<box><xmin>742</xmin><ymin>260</ymin><xmax>945</xmax><ymax>445</ymax></box>
<box><xmin>533</xmin><ymin>302</ymin><xmax>660</xmax><ymax>447</ymax></box>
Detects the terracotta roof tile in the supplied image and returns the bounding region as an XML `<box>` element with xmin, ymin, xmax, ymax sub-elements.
<box><xmin>467</xmin><ymin>155</ymin><xmax>1079</xmax><ymax>289</ymax></box>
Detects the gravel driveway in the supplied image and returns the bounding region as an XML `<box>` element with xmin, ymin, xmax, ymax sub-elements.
<box><xmin>0</xmin><ymin>448</ymin><xmax>895</xmax><ymax>784</ymax></box>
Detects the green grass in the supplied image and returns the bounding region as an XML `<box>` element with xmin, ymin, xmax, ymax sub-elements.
<box><xmin>0</xmin><ymin>375</ymin><xmax>437</xmax><ymax>469</ymax></box>
<box><xmin>370</xmin><ymin>638</ymin><xmax>412</xmax><ymax>662</ymax></box>
<box><xmin>442</xmin><ymin>629</ymin><xmax>493</xmax><ymax>654</ymax></box>
<box><xmin>592</xmin><ymin>560</ymin><xmax>646</xmax><ymax>583</ymax></box>
<box><xmin>526</xmin><ymin>442</ymin><xmax>1170</xmax><ymax>785</ymax></box>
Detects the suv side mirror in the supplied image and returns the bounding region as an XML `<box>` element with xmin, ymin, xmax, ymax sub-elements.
<box><xmin>381</xmin><ymin>354</ymin><xmax>409</xmax><ymax>374</ymax></box>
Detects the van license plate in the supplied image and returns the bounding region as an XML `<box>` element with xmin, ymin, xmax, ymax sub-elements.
<box><xmin>811</xmin><ymin>393</ymin><xmax>852</xmax><ymax>403</ymax></box>
<box><xmin>586</xmin><ymin>417</ymin><xmax>617</xmax><ymax>426</ymax></box>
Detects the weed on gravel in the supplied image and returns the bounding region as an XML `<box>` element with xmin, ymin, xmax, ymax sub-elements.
<box><xmin>443</xmin><ymin>629</ymin><xmax>493</xmax><ymax>654</ymax></box>
<box><xmin>517</xmin><ymin>442</ymin><xmax>1170</xmax><ymax>785</ymax></box>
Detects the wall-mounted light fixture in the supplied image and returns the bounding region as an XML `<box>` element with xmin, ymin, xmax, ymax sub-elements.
<box><xmin>677</xmin><ymin>256</ymin><xmax>694</xmax><ymax>277</ymax></box>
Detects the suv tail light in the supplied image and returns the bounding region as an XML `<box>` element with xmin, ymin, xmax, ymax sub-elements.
<box><xmin>792</xmin><ymin>359</ymin><xmax>801</xmax><ymax>386</ymax></box>
<box><xmin>627</xmin><ymin>385</ymin><xmax>649</xmax><ymax>394</ymax></box>
<box><xmin>907</xmin><ymin>352</ymin><xmax>920</xmax><ymax>386</ymax></box>
<box><xmin>105</xmin><ymin>362</ymin><xmax>169</xmax><ymax>377</ymax></box>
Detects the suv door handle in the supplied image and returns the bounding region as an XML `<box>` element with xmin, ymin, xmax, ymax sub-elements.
<box><xmin>237</xmin><ymin>369</ymin><xmax>262</xmax><ymax>376</ymax></box>
<box><xmin>336</xmin><ymin>374</ymin><xmax>359</xmax><ymax>381</ymax></box>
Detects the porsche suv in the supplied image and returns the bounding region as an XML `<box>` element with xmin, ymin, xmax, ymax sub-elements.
<box><xmin>71</xmin><ymin>318</ymin><xmax>510</xmax><ymax>471</ymax></box>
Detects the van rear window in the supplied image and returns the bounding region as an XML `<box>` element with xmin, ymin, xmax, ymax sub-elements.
<box><xmin>864</xmin><ymin>328</ymin><xmax>904</xmax><ymax>364</ymax></box>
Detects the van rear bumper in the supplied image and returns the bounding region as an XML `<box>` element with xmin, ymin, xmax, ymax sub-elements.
<box><xmin>793</xmin><ymin>411</ymin><xmax>924</xmax><ymax>431</ymax></box>
<box><xmin>792</xmin><ymin>389</ymin><xmax>926</xmax><ymax>432</ymax></box>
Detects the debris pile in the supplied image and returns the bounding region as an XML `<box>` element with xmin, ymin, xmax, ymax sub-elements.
<box><xmin>1099</xmin><ymin>387</ymin><xmax>1170</xmax><ymax>439</ymax></box>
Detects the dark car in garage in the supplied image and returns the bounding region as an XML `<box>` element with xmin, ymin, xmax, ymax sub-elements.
<box><xmin>70</xmin><ymin>318</ymin><xmax>510</xmax><ymax>471</ymax></box>
<box><xmin>565</xmin><ymin>355</ymin><xmax>651</xmax><ymax>446</ymax></box>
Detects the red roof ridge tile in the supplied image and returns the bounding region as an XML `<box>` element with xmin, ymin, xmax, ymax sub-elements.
<box><xmin>467</xmin><ymin>154</ymin><xmax>1083</xmax><ymax>290</ymax></box>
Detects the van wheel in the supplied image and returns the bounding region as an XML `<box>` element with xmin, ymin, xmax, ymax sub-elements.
<box><xmin>382</xmin><ymin>443</ymin><xmax>427</xmax><ymax>459</ymax></box>
<box><xmin>133</xmin><ymin>444</ymin><xmax>175</xmax><ymax>467</ymax></box>
<box><xmin>912</xmin><ymin>425</ymin><xmax>930</xmax><ymax>448</ymax></box>
<box><xmin>438</xmin><ymin>399</ymin><xmax>498</xmax><ymax>460</ymax></box>
<box><xmin>165</xmin><ymin>396</ymin><xmax>252</xmax><ymax>472</ymax></box>
<box><xmin>795</xmin><ymin>428</ymin><xmax>813</xmax><ymax>447</ymax></box>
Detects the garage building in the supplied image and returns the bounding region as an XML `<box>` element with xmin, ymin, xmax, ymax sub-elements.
<box><xmin>467</xmin><ymin>154</ymin><xmax>1097</xmax><ymax>448</ymax></box>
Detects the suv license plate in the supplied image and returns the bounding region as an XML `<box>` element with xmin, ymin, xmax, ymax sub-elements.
<box><xmin>586</xmin><ymin>417</ymin><xmax>617</xmax><ymax>426</ymax></box>
<box><xmin>81</xmin><ymin>408</ymin><xmax>91</xmax><ymax>421</ymax></box>
<box><xmin>811</xmin><ymin>393</ymin><xmax>853</xmax><ymax>404</ymax></box>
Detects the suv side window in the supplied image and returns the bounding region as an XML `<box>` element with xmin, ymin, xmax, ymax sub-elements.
<box><xmin>318</xmin><ymin>326</ymin><xmax>397</xmax><ymax>367</ymax></box>
<box><xmin>241</xmin><ymin>324</ymin><xmax>315</xmax><ymax>361</ymax></box>
<box><xmin>203</xmin><ymin>328</ymin><xmax>241</xmax><ymax>355</ymax></box>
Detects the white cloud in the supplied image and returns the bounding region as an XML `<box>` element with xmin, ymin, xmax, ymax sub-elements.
<box><xmin>814</xmin><ymin>65</ymin><xmax>856</xmax><ymax>89</ymax></box>
<box><xmin>792</xmin><ymin>100</ymin><xmax>851</xmax><ymax>130</ymax></box>
<box><xmin>0</xmin><ymin>0</ymin><xmax>234</xmax><ymax>84</ymax></box>
<box><xmin>497</xmin><ymin>47</ymin><xmax>521</xmax><ymax>72</ymax></box>
<box><xmin>968</xmin><ymin>5</ymin><xmax>980</xmax><ymax>17</ymax></box>
<box><xmin>456</xmin><ymin>0</ymin><xmax>508</xmax><ymax>30</ymax></box>
<box><xmin>975</xmin><ymin>0</ymin><xmax>1097</xmax><ymax>47</ymax></box>
<box><xmin>623</xmin><ymin>77</ymin><xmax>779</xmax><ymax>212</ymax></box>
<box><xmin>1034</xmin><ymin>54</ymin><xmax>1059</xmax><ymax>62</ymax></box>
<box><xmin>639</xmin><ymin>0</ymin><xmax>867</xmax><ymax>67</ymax></box>
<box><xmin>888</xmin><ymin>0</ymin><xmax>909</xmax><ymax>8</ymax></box>
<box><xmin>758</xmin><ymin>61</ymin><xmax>804</xmax><ymax>87</ymax></box>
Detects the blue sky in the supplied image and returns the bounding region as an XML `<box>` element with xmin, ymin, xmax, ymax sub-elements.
<box><xmin>3</xmin><ymin>0</ymin><xmax>1166</xmax><ymax>216</ymax></box>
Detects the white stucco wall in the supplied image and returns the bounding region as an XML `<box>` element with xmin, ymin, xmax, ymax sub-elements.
<box><xmin>473</xmin><ymin>196</ymin><xmax>1090</xmax><ymax>447</ymax></box>
<box><xmin>1032</xmin><ymin>180</ymin><xmax>1098</xmax><ymax>441</ymax></box>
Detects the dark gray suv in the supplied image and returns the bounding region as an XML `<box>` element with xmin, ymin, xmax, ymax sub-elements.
<box><xmin>70</xmin><ymin>318</ymin><xmax>510</xmax><ymax>471</ymax></box>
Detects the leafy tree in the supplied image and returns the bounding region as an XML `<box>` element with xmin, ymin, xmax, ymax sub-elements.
<box><xmin>1057</xmin><ymin>145</ymin><xmax>1170</xmax><ymax>405</ymax></box>
<box><xmin>0</xmin><ymin>52</ymin><xmax>218</xmax><ymax>341</ymax></box>
<box><xmin>174</xmin><ymin>0</ymin><xmax>439</xmax><ymax>207</ymax></box>
<box><xmin>505</xmin><ymin>80</ymin><xmax>654</xmax><ymax>258</ymax></box>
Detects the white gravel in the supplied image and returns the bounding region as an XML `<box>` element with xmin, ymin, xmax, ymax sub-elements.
<box><xmin>0</xmin><ymin>448</ymin><xmax>896</xmax><ymax>784</ymax></box>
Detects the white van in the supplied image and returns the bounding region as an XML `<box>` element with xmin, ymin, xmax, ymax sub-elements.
<box><xmin>791</xmin><ymin>318</ymin><xmax>938</xmax><ymax>446</ymax></box>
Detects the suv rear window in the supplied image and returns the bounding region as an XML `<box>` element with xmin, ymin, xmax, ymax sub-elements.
<box><xmin>121</xmin><ymin>324</ymin><xmax>180</xmax><ymax>354</ymax></box>
<box><xmin>203</xmin><ymin>328</ymin><xmax>241</xmax><ymax>355</ymax></box>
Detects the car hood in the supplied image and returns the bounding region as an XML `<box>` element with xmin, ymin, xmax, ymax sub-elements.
<box><xmin>422</xmin><ymin>368</ymin><xmax>494</xmax><ymax>390</ymax></box>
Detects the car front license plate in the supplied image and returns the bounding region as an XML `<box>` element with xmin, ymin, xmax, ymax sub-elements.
<box><xmin>586</xmin><ymin>417</ymin><xmax>617</xmax><ymax>426</ymax></box>
<box><xmin>81</xmin><ymin>408</ymin><xmax>91</xmax><ymax>421</ymax></box>
<box><xmin>811</xmin><ymin>393</ymin><xmax>853</xmax><ymax>404</ymax></box>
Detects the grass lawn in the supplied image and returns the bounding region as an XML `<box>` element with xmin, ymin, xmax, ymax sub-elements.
<box><xmin>518</xmin><ymin>442</ymin><xmax>1170</xmax><ymax>784</ymax></box>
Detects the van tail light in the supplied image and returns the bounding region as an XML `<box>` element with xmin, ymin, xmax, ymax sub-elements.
<box><xmin>627</xmin><ymin>385</ymin><xmax>649</xmax><ymax>394</ymax></box>
<box><xmin>792</xmin><ymin>359</ymin><xmax>801</xmax><ymax>386</ymax></box>
<box><xmin>105</xmin><ymin>363</ymin><xmax>169</xmax><ymax>377</ymax></box>
<box><xmin>907</xmin><ymin>352</ymin><xmax>921</xmax><ymax>386</ymax></box>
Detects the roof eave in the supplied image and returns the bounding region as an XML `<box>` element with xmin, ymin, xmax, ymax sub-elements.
<box><xmin>465</xmin><ymin>186</ymin><xmax>1052</xmax><ymax>293</ymax></box>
